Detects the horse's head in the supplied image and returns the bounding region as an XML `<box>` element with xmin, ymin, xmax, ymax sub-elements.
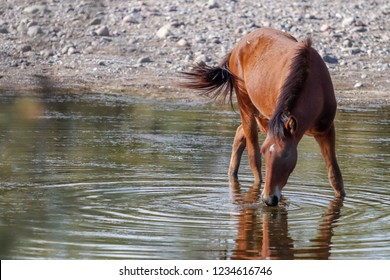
<box><xmin>261</xmin><ymin>116</ymin><xmax>298</xmax><ymax>206</ymax></box>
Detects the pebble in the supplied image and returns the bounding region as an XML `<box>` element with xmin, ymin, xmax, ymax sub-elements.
<box><xmin>20</xmin><ymin>45</ymin><xmax>32</xmax><ymax>52</ymax></box>
<box><xmin>27</xmin><ymin>26</ymin><xmax>43</xmax><ymax>37</ymax></box>
<box><xmin>0</xmin><ymin>27</ymin><xmax>9</xmax><ymax>34</ymax></box>
<box><xmin>27</xmin><ymin>21</ymin><xmax>38</xmax><ymax>28</ymax></box>
<box><xmin>23</xmin><ymin>5</ymin><xmax>46</xmax><ymax>14</ymax></box>
<box><xmin>90</xmin><ymin>18</ymin><xmax>102</xmax><ymax>26</ymax></box>
<box><xmin>323</xmin><ymin>54</ymin><xmax>338</xmax><ymax>64</ymax></box>
<box><xmin>96</xmin><ymin>26</ymin><xmax>110</xmax><ymax>36</ymax></box>
<box><xmin>305</xmin><ymin>14</ymin><xmax>317</xmax><ymax>20</ymax></box>
<box><xmin>61</xmin><ymin>44</ymin><xmax>74</xmax><ymax>55</ymax></box>
<box><xmin>67</xmin><ymin>47</ymin><xmax>79</xmax><ymax>55</ymax></box>
<box><xmin>342</xmin><ymin>39</ymin><xmax>352</xmax><ymax>47</ymax></box>
<box><xmin>137</xmin><ymin>56</ymin><xmax>152</xmax><ymax>64</ymax></box>
<box><xmin>41</xmin><ymin>50</ymin><xmax>55</xmax><ymax>57</ymax></box>
<box><xmin>342</xmin><ymin>47</ymin><xmax>361</xmax><ymax>55</ymax></box>
<box><xmin>320</xmin><ymin>24</ymin><xmax>330</xmax><ymax>32</ymax></box>
<box><xmin>177</xmin><ymin>38</ymin><xmax>189</xmax><ymax>47</ymax></box>
<box><xmin>207</xmin><ymin>0</ymin><xmax>219</xmax><ymax>9</ymax></box>
<box><xmin>156</xmin><ymin>25</ymin><xmax>172</xmax><ymax>39</ymax></box>
<box><xmin>354</xmin><ymin>82</ymin><xmax>363</xmax><ymax>88</ymax></box>
<box><xmin>122</xmin><ymin>15</ymin><xmax>139</xmax><ymax>24</ymax></box>
<box><xmin>342</xmin><ymin>16</ymin><xmax>355</xmax><ymax>27</ymax></box>
<box><xmin>83</xmin><ymin>46</ymin><xmax>94</xmax><ymax>54</ymax></box>
<box><xmin>194</xmin><ymin>54</ymin><xmax>207</xmax><ymax>64</ymax></box>
<box><xmin>351</xmin><ymin>26</ymin><xmax>367</xmax><ymax>33</ymax></box>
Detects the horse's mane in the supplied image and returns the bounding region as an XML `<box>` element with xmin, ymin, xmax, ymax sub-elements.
<box><xmin>269</xmin><ymin>37</ymin><xmax>312</xmax><ymax>138</ymax></box>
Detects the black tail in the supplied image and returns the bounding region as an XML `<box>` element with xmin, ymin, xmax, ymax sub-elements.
<box><xmin>179</xmin><ymin>53</ymin><xmax>235</xmax><ymax>106</ymax></box>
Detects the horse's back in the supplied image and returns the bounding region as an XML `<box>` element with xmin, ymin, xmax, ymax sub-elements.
<box><xmin>229</xmin><ymin>28</ymin><xmax>307</xmax><ymax>117</ymax></box>
<box><xmin>231</xmin><ymin>28</ymin><xmax>299</xmax><ymax>76</ymax></box>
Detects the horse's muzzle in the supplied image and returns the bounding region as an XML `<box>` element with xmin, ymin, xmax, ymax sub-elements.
<box><xmin>262</xmin><ymin>194</ymin><xmax>279</xmax><ymax>206</ymax></box>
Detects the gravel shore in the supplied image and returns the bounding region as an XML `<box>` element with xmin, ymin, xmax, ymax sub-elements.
<box><xmin>0</xmin><ymin>0</ymin><xmax>389</xmax><ymax>105</ymax></box>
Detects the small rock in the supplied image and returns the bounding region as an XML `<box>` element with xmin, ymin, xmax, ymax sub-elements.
<box><xmin>177</xmin><ymin>38</ymin><xmax>189</xmax><ymax>47</ymax></box>
<box><xmin>212</xmin><ymin>37</ymin><xmax>221</xmax><ymax>44</ymax></box>
<box><xmin>235</xmin><ymin>26</ymin><xmax>245</xmax><ymax>34</ymax></box>
<box><xmin>41</xmin><ymin>50</ymin><xmax>54</xmax><ymax>57</ymax></box>
<box><xmin>342</xmin><ymin>16</ymin><xmax>355</xmax><ymax>27</ymax></box>
<box><xmin>194</xmin><ymin>54</ymin><xmax>207</xmax><ymax>64</ymax></box>
<box><xmin>61</xmin><ymin>46</ymin><xmax>69</xmax><ymax>54</ymax></box>
<box><xmin>83</xmin><ymin>46</ymin><xmax>94</xmax><ymax>54</ymax></box>
<box><xmin>351</xmin><ymin>26</ymin><xmax>367</xmax><ymax>33</ymax></box>
<box><xmin>137</xmin><ymin>56</ymin><xmax>152</xmax><ymax>64</ymax></box>
<box><xmin>261</xmin><ymin>21</ymin><xmax>272</xmax><ymax>28</ymax></box>
<box><xmin>355</xmin><ymin>20</ymin><xmax>366</xmax><ymax>27</ymax></box>
<box><xmin>156</xmin><ymin>25</ymin><xmax>172</xmax><ymax>39</ymax></box>
<box><xmin>20</xmin><ymin>45</ymin><xmax>32</xmax><ymax>52</ymax></box>
<box><xmin>27</xmin><ymin>21</ymin><xmax>38</xmax><ymax>28</ymax></box>
<box><xmin>67</xmin><ymin>47</ymin><xmax>79</xmax><ymax>55</ymax></box>
<box><xmin>207</xmin><ymin>0</ymin><xmax>219</xmax><ymax>9</ymax></box>
<box><xmin>27</xmin><ymin>25</ymin><xmax>43</xmax><ymax>37</ymax></box>
<box><xmin>167</xmin><ymin>5</ymin><xmax>177</xmax><ymax>12</ymax></box>
<box><xmin>96</xmin><ymin>26</ymin><xmax>110</xmax><ymax>36</ymax></box>
<box><xmin>19</xmin><ymin>59</ymin><xmax>31</xmax><ymax>67</ymax></box>
<box><xmin>305</xmin><ymin>14</ymin><xmax>317</xmax><ymax>19</ymax></box>
<box><xmin>323</xmin><ymin>54</ymin><xmax>338</xmax><ymax>64</ymax></box>
<box><xmin>354</xmin><ymin>82</ymin><xmax>363</xmax><ymax>88</ymax></box>
<box><xmin>320</xmin><ymin>24</ymin><xmax>330</xmax><ymax>32</ymax></box>
<box><xmin>61</xmin><ymin>44</ymin><xmax>74</xmax><ymax>54</ymax></box>
<box><xmin>10</xmin><ymin>60</ymin><xmax>19</xmax><ymax>67</ymax></box>
<box><xmin>90</xmin><ymin>18</ymin><xmax>102</xmax><ymax>26</ymax></box>
<box><xmin>23</xmin><ymin>5</ymin><xmax>46</xmax><ymax>14</ymax></box>
<box><xmin>0</xmin><ymin>27</ymin><xmax>8</xmax><ymax>34</ymax></box>
<box><xmin>342</xmin><ymin>39</ymin><xmax>352</xmax><ymax>47</ymax></box>
<box><xmin>342</xmin><ymin>47</ymin><xmax>361</xmax><ymax>55</ymax></box>
<box><xmin>122</xmin><ymin>15</ymin><xmax>139</xmax><ymax>24</ymax></box>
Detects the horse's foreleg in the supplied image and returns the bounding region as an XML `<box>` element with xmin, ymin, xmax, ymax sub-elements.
<box><xmin>229</xmin><ymin>124</ymin><xmax>246</xmax><ymax>180</ymax></box>
<box><xmin>241</xmin><ymin>115</ymin><xmax>262</xmax><ymax>185</ymax></box>
<box><xmin>315</xmin><ymin>124</ymin><xmax>345</xmax><ymax>198</ymax></box>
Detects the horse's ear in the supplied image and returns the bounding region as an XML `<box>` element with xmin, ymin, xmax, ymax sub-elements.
<box><xmin>284</xmin><ymin>116</ymin><xmax>298</xmax><ymax>135</ymax></box>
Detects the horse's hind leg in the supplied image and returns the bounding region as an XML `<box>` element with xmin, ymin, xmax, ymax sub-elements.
<box><xmin>315</xmin><ymin>124</ymin><xmax>345</xmax><ymax>197</ymax></box>
<box><xmin>229</xmin><ymin>124</ymin><xmax>246</xmax><ymax>180</ymax></box>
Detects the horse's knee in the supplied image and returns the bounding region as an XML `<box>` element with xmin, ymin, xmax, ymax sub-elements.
<box><xmin>229</xmin><ymin>125</ymin><xmax>247</xmax><ymax>179</ymax></box>
<box><xmin>234</xmin><ymin>125</ymin><xmax>245</xmax><ymax>141</ymax></box>
<box><xmin>228</xmin><ymin>169</ymin><xmax>239</xmax><ymax>180</ymax></box>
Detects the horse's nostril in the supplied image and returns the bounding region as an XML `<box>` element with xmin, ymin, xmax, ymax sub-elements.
<box><xmin>263</xmin><ymin>195</ymin><xmax>279</xmax><ymax>206</ymax></box>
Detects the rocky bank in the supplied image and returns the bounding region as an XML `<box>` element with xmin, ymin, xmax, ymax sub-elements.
<box><xmin>0</xmin><ymin>0</ymin><xmax>389</xmax><ymax>105</ymax></box>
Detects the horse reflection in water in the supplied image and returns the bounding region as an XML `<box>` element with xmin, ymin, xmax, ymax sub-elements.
<box><xmin>181</xmin><ymin>28</ymin><xmax>345</xmax><ymax>205</ymax></box>
<box><xmin>229</xmin><ymin>181</ymin><xmax>343</xmax><ymax>260</ymax></box>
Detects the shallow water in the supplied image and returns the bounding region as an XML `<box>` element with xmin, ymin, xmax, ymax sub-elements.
<box><xmin>0</xmin><ymin>92</ymin><xmax>389</xmax><ymax>259</ymax></box>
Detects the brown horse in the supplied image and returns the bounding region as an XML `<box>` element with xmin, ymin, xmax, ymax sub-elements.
<box><xmin>180</xmin><ymin>28</ymin><xmax>345</xmax><ymax>206</ymax></box>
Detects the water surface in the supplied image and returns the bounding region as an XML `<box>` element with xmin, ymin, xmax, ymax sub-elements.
<box><xmin>0</xmin><ymin>92</ymin><xmax>389</xmax><ymax>259</ymax></box>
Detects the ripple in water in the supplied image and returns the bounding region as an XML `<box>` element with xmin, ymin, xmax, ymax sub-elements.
<box><xmin>0</xmin><ymin>93</ymin><xmax>389</xmax><ymax>259</ymax></box>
